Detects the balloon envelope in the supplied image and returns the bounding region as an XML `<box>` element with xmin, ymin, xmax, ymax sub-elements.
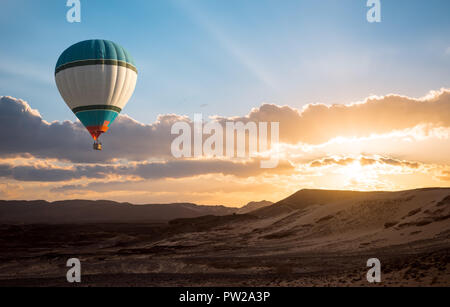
<box><xmin>55</xmin><ymin>40</ymin><xmax>138</xmax><ymax>140</ymax></box>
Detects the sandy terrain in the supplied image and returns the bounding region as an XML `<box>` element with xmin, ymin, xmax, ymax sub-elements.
<box><xmin>0</xmin><ymin>188</ymin><xmax>448</xmax><ymax>287</ymax></box>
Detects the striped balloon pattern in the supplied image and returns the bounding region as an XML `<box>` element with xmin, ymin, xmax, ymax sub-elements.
<box><xmin>55</xmin><ymin>40</ymin><xmax>138</xmax><ymax>141</ymax></box>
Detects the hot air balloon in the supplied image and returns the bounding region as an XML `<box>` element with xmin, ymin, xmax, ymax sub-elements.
<box><xmin>55</xmin><ymin>39</ymin><xmax>138</xmax><ymax>150</ymax></box>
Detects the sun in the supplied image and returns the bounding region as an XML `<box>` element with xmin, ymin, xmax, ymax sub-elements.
<box><xmin>337</xmin><ymin>161</ymin><xmax>379</xmax><ymax>190</ymax></box>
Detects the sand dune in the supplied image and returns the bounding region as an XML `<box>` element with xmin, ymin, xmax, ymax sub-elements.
<box><xmin>236</xmin><ymin>200</ymin><xmax>273</xmax><ymax>214</ymax></box>
<box><xmin>246</xmin><ymin>188</ymin><xmax>450</xmax><ymax>252</ymax></box>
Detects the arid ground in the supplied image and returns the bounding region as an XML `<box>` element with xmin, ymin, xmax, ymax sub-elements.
<box><xmin>0</xmin><ymin>188</ymin><xmax>448</xmax><ymax>287</ymax></box>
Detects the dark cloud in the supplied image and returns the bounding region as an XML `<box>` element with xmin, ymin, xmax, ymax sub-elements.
<box><xmin>0</xmin><ymin>163</ymin><xmax>106</xmax><ymax>182</ymax></box>
<box><xmin>379</xmin><ymin>158</ymin><xmax>420</xmax><ymax>169</ymax></box>
<box><xmin>0</xmin><ymin>158</ymin><xmax>294</xmax><ymax>183</ymax></box>
<box><xmin>134</xmin><ymin>158</ymin><xmax>294</xmax><ymax>179</ymax></box>
<box><xmin>310</xmin><ymin>157</ymin><xmax>355</xmax><ymax>167</ymax></box>
<box><xmin>0</xmin><ymin>96</ymin><xmax>184</xmax><ymax>163</ymax></box>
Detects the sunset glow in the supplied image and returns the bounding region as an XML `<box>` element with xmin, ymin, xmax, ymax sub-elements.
<box><xmin>1</xmin><ymin>88</ymin><xmax>450</xmax><ymax>206</ymax></box>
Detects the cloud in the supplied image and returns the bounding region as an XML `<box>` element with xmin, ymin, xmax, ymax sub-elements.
<box><xmin>0</xmin><ymin>162</ymin><xmax>108</xmax><ymax>182</ymax></box>
<box><xmin>221</xmin><ymin>89</ymin><xmax>450</xmax><ymax>145</ymax></box>
<box><xmin>0</xmin><ymin>96</ymin><xmax>186</xmax><ymax>163</ymax></box>
<box><xmin>0</xmin><ymin>182</ymin><xmax>23</xmax><ymax>198</ymax></box>
<box><xmin>309</xmin><ymin>155</ymin><xmax>422</xmax><ymax>169</ymax></box>
<box><xmin>0</xmin><ymin>158</ymin><xmax>294</xmax><ymax>183</ymax></box>
<box><xmin>1</xmin><ymin>89</ymin><xmax>450</xmax><ymax>165</ymax></box>
<box><xmin>436</xmin><ymin>170</ymin><xmax>450</xmax><ymax>182</ymax></box>
<box><xmin>310</xmin><ymin>157</ymin><xmax>356</xmax><ymax>167</ymax></box>
<box><xmin>133</xmin><ymin>158</ymin><xmax>294</xmax><ymax>179</ymax></box>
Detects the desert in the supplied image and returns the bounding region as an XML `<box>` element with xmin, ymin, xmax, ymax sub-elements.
<box><xmin>0</xmin><ymin>188</ymin><xmax>448</xmax><ymax>287</ymax></box>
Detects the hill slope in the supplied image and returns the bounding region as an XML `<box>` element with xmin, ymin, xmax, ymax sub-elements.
<box><xmin>0</xmin><ymin>200</ymin><xmax>236</xmax><ymax>224</ymax></box>
<box><xmin>237</xmin><ymin>200</ymin><xmax>273</xmax><ymax>214</ymax></box>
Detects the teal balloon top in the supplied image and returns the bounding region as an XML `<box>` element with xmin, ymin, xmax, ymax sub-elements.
<box><xmin>55</xmin><ymin>39</ymin><xmax>137</xmax><ymax>73</ymax></box>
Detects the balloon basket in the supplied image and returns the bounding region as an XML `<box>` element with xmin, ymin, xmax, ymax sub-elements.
<box><xmin>93</xmin><ymin>142</ymin><xmax>102</xmax><ymax>151</ymax></box>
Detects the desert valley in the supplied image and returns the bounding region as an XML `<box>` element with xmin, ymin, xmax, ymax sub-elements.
<box><xmin>0</xmin><ymin>188</ymin><xmax>448</xmax><ymax>287</ymax></box>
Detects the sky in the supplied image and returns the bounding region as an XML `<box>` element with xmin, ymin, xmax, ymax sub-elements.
<box><xmin>1</xmin><ymin>0</ymin><xmax>450</xmax><ymax>206</ymax></box>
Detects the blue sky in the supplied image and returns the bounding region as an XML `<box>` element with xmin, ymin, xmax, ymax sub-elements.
<box><xmin>1</xmin><ymin>0</ymin><xmax>450</xmax><ymax>123</ymax></box>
